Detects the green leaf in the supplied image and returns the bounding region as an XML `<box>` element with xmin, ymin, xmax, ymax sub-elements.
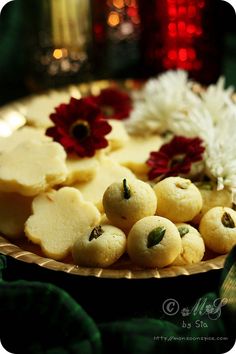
<box><xmin>147</xmin><ymin>227</ymin><xmax>166</xmax><ymax>248</ymax></box>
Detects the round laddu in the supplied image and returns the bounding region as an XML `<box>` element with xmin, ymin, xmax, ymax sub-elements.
<box><xmin>154</xmin><ymin>177</ymin><xmax>202</xmax><ymax>222</ymax></box>
<box><xmin>199</xmin><ymin>207</ymin><xmax>236</xmax><ymax>254</ymax></box>
<box><xmin>127</xmin><ymin>215</ymin><xmax>182</xmax><ymax>268</ymax></box>
<box><xmin>72</xmin><ymin>224</ymin><xmax>126</xmax><ymax>267</ymax></box>
<box><xmin>103</xmin><ymin>178</ymin><xmax>157</xmax><ymax>229</ymax></box>
<box><xmin>172</xmin><ymin>223</ymin><xmax>205</xmax><ymax>266</ymax></box>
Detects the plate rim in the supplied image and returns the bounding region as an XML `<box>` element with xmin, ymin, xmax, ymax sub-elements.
<box><xmin>0</xmin><ymin>235</ymin><xmax>226</xmax><ymax>279</ymax></box>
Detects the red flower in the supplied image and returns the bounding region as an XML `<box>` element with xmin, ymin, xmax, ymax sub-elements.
<box><xmin>89</xmin><ymin>87</ymin><xmax>132</xmax><ymax>120</ymax></box>
<box><xmin>147</xmin><ymin>136</ymin><xmax>205</xmax><ymax>181</ymax></box>
<box><xmin>46</xmin><ymin>97</ymin><xmax>112</xmax><ymax>157</ymax></box>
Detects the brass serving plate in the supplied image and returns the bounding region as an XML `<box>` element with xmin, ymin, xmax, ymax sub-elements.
<box><xmin>0</xmin><ymin>80</ymin><xmax>227</xmax><ymax>279</ymax></box>
<box><xmin>0</xmin><ymin>235</ymin><xmax>226</xmax><ymax>279</ymax></box>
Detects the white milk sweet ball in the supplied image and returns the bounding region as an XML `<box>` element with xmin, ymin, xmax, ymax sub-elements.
<box><xmin>127</xmin><ymin>215</ymin><xmax>182</xmax><ymax>268</ymax></box>
<box><xmin>153</xmin><ymin>177</ymin><xmax>202</xmax><ymax>222</ymax></box>
<box><xmin>103</xmin><ymin>178</ymin><xmax>157</xmax><ymax>229</ymax></box>
<box><xmin>199</xmin><ymin>207</ymin><xmax>236</xmax><ymax>254</ymax></box>
<box><xmin>72</xmin><ymin>224</ymin><xmax>126</xmax><ymax>267</ymax></box>
<box><xmin>172</xmin><ymin>223</ymin><xmax>205</xmax><ymax>266</ymax></box>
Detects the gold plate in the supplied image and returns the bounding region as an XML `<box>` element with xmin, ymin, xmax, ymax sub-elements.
<box><xmin>0</xmin><ymin>80</ymin><xmax>227</xmax><ymax>279</ymax></box>
<box><xmin>0</xmin><ymin>235</ymin><xmax>226</xmax><ymax>279</ymax></box>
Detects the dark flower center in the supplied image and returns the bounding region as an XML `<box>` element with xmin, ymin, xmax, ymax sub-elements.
<box><xmin>169</xmin><ymin>154</ymin><xmax>185</xmax><ymax>168</ymax></box>
<box><xmin>70</xmin><ymin>120</ymin><xmax>90</xmax><ymax>141</ymax></box>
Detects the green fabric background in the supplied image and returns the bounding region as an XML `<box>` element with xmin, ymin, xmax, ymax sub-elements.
<box><xmin>0</xmin><ymin>247</ymin><xmax>235</xmax><ymax>354</ymax></box>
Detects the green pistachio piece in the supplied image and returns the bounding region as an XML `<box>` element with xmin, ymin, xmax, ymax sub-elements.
<box><xmin>147</xmin><ymin>226</ymin><xmax>166</xmax><ymax>248</ymax></box>
<box><xmin>178</xmin><ymin>226</ymin><xmax>189</xmax><ymax>238</ymax></box>
<box><xmin>123</xmin><ymin>178</ymin><xmax>131</xmax><ymax>199</ymax></box>
<box><xmin>221</xmin><ymin>212</ymin><xmax>235</xmax><ymax>228</ymax></box>
<box><xmin>89</xmin><ymin>225</ymin><xmax>104</xmax><ymax>241</ymax></box>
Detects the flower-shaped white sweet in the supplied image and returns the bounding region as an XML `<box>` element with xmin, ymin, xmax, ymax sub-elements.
<box><xmin>25</xmin><ymin>187</ymin><xmax>101</xmax><ymax>260</ymax></box>
<box><xmin>23</xmin><ymin>91</ymin><xmax>74</xmax><ymax>128</ymax></box>
<box><xmin>63</xmin><ymin>154</ymin><xmax>100</xmax><ymax>185</ymax></box>
<box><xmin>109</xmin><ymin>135</ymin><xmax>162</xmax><ymax>175</ymax></box>
<box><xmin>103</xmin><ymin>178</ymin><xmax>157</xmax><ymax>229</ymax></box>
<box><xmin>172</xmin><ymin>223</ymin><xmax>205</xmax><ymax>266</ymax></box>
<box><xmin>106</xmin><ymin>119</ymin><xmax>129</xmax><ymax>150</ymax></box>
<box><xmin>72</xmin><ymin>224</ymin><xmax>126</xmax><ymax>267</ymax></box>
<box><xmin>0</xmin><ymin>192</ymin><xmax>33</xmax><ymax>239</ymax></box>
<box><xmin>199</xmin><ymin>207</ymin><xmax>236</xmax><ymax>254</ymax></box>
<box><xmin>75</xmin><ymin>155</ymin><xmax>135</xmax><ymax>212</ymax></box>
<box><xmin>0</xmin><ymin>140</ymin><xmax>68</xmax><ymax>196</ymax></box>
<box><xmin>0</xmin><ymin>126</ymin><xmax>51</xmax><ymax>153</ymax></box>
<box><xmin>154</xmin><ymin>177</ymin><xmax>202</xmax><ymax>222</ymax></box>
<box><xmin>127</xmin><ymin>216</ymin><xmax>181</xmax><ymax>268</ymax></box>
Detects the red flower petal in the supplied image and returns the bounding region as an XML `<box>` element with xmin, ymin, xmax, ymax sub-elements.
<box><xmin>46</xmin><ymin>96</ymin><xmax>112</xmax><ymax>158</ymax></box>
<box><xmin>146</xmin><ymin>135</ymin><xmax>205</xmax><ymax>180</ymax></box>
<box><xmin>88</xmin><ymin>87</ymin><xmax>132</xmax><ymax>120</ymax></box>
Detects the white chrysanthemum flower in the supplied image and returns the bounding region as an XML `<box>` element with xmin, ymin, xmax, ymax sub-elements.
<box><xmin>170</xmin><ymin>103</ymin><xmax>236</xmax><ymax>190</ymax></box>
<box><xmin>200</xmin><ymin>77</ymin><xmax>234</xmax><ymax>124</ymax></box>
<box><xmin>126</xmin><ymin>69</ymin><xmax>236</xmax><ymax>191</ymax></box>
<box><xmin>205</xmin><ymin>105</ymin><xmax>236</xmax><ymax>190</ymax></box>
<box><xmin>170</xmin><ymin>107</ymin><xmax>215</xmax><ymax>145</ymax></box>
<box><xmin>126</xmin><ymin>70</ymin><xmax>201</xmax><ymax>135</ymax></box>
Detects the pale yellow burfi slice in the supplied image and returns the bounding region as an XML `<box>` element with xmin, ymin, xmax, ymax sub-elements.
<box><xmin>0</xmin><ymin>192</ymin><xmax>33</xmax><ymax>239</ymax></box>
<box><xmin>25</xmin><ymin>187</ymin><xmax>101</xmax><ymax>260</ymax></box>
<box><xmin>106</xmin><ymin>119</ymin><xmax>129</xmax><ymax>151</ymax></box>
<box><xmin>63</xmin><ymin>154</ymin><xmax>100</xmax><ymax>185</ymax></box>
<box><xmin>23</xmin><ymin>91</ymin><xmax>73</xmax><ymax>129</ymax></box>
<box><xmin>192</xmin><ymin>184</ymin><xmax>232</xmax><ymax>224</ymax></box>
<box><xmin>75</xmin><ymin>155</ymin><xmax>136</xmax><ymax>212</ymax></box>
<box><xmin>0</xmin><ymin>126</ymin><xmax>51</xmax><ymax>153</ymax></box>
<box><xmin>109</xmin><ymin>135</ymin><xmax>162</xmax><ymax>174</ymax></box>
<box><xmin>0</xmin><ymin>140</ymin><xmax>68</xmax><ymax>196</ymax></box>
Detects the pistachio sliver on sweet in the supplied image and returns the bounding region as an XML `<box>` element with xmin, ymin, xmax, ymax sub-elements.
<box><xmin>178</xmin><ymin>226</ymin><xmax>189</xmax><ymax>238</ymax></box>
<box><xmin>175</xmin><ymin>179</ymin><xmax>191</xmax><ymax>189</ymax></box>
<box><xmin>221</xmin><ymin>212</ymin><xmax>235</xmax><ymax>228</ymax></box>
<box><xmin>147</xmin><ymin>226</ymin><xmax>166</xmax><ymax>248</ymax></box>
<box><xmin>123</xmin><ymin>178</ymin><xmax>131</xmax><ymax>199</ymax></box>
<box><xmin>89</xmin><ymin>225</ymin><xmax>104</xmax><ymax>241</ymax></box>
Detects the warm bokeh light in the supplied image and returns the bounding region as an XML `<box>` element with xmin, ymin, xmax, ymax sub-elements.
<box><xmin>106</xmin><ymin>0</ymin><xmax>140</xmax><ymax>30</ymax></box>
<box><xmin>113</xmin><ymin>0</ymin><xmax>124</xmax><ymax>9</ymax></box>
<box><xmin>107</xmin><ymin>11</ymin><xmax>120</xmax><ymax>27</ymax></box>
<box><xmin>0</xmin><ymin>121</ymin><xmax>13</xmax><ymax>137</ymax></box>
<box><xmin>53</xmin><ymin>48</ymin><xmax>68</xmax><ymax>59</ymax></box>
<box><xmin>5</xmin><ymin>111</ymin><xmax>26</xmax><ymax>130</ymax></box>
